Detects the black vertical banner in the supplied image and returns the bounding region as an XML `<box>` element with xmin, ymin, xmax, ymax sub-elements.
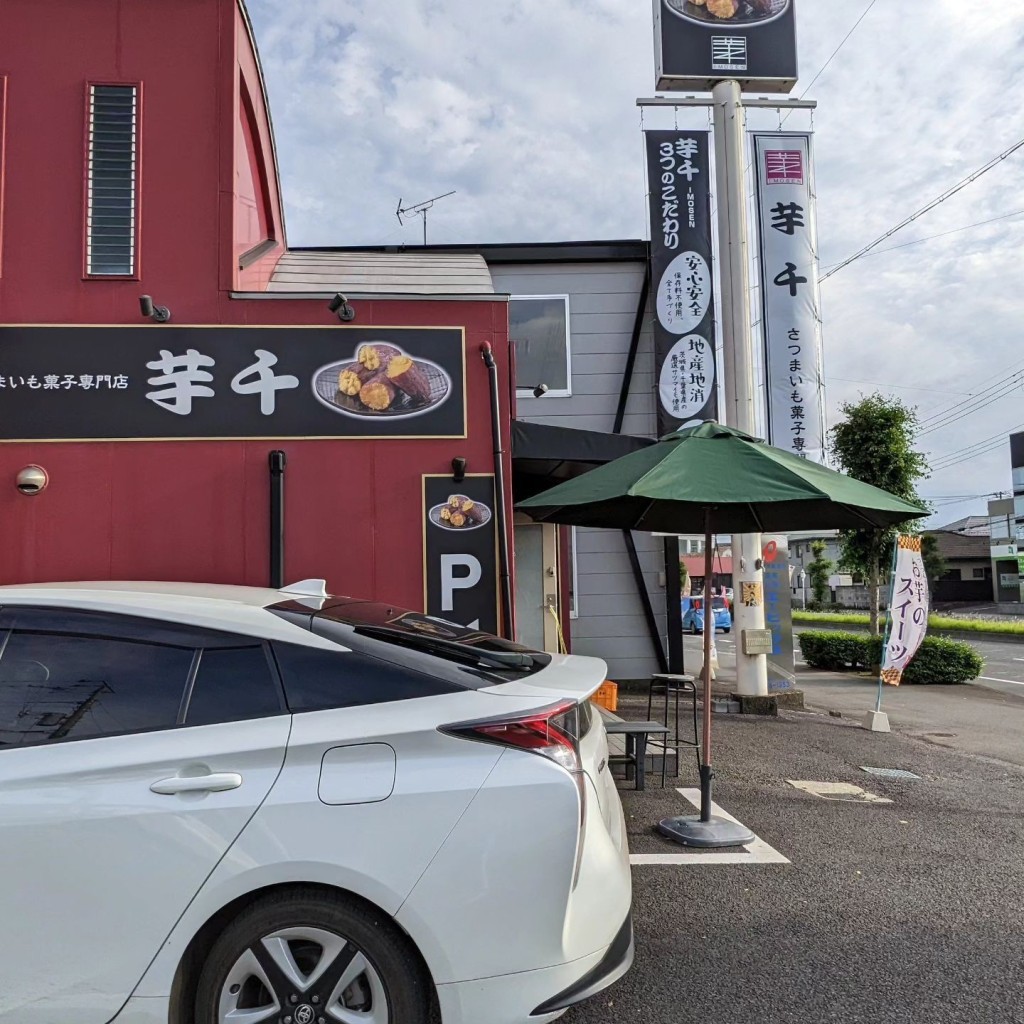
<box><xmin>423</xmin><ymin>475</ymin><xmax>499</xmax><ymax>635</ymax></box>
<box><xmin>645</xmin><ymin>131</ymin><xmax>718</xmax><ymax>436</ymax></box>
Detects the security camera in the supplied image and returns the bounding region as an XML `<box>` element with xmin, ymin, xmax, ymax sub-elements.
<box><xmin>139</xmin><ymin>295</ymin><xmax>171</xmax><ymax>323</ymax></box>
<box><xmin>328</xmin><ymin>294</ymin><xmax>356</xmax><ymax>322</ymax></box>
<box><xmin>533</xmin><ymin>384</ymin><xmax>550</xmax><ymax>398</ymax></box>
<box><xmin>16</xmin><ymin>465</ymin><xmax>48</xmax><ymax>496</ymax></box>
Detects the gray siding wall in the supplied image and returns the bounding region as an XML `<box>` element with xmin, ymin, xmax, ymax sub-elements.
<box><xmin>494</xmin><ymin>262</ymin><xmax>666</xmax><ymax>681</ymax></box>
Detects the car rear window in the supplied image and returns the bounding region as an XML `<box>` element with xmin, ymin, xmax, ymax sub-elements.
<box><xmin>269</xmin><ymin>600</ymin><xmax>551</xmax><ymax>690</ymax></box>
<box><xmin>271</xmin><ymin>642</ymin><xmax>463</xmax><ymax>713</ymax></box>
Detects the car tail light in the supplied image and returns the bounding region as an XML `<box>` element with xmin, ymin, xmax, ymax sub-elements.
<box><xmin>444</xmin><ymin>699</ymin><xmax>581</xmax><ymax>770</ymax></box>
<box><xmin>442</xmin><ymin>700</ymin><xmax>588</xmax><ymax>887</ymax></box>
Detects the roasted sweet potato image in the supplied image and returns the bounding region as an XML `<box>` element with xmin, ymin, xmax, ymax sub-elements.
<box><xmin>358</xmin><ymin>377</ymin><xmax>397</xmax><ymax>411</ymax></box>
<box><xmin>707</xmin><ymin>0</ymin><xmax>738</xmax><ymax>17</ymax></box>
<box><xmin>748</xmin><ymin>0</ymin><xmax>773</xmax><ymax>13</ymax></box>
<box><xmin>449</xmin><ymin>512</ymin><xmax>467</xmax><ymax>528</ymax></box>
<box><xmin>338</xmin><ymin>365</ymin><xmax>371</xmax><ymax>396</ymax></box>
<box><xmin>357</xmin><ymin>344</ymin><xmax>402</xmax><ymax>373</ymax></box>
<box><xmin>459</xmin><ymin>499</ymin><xmax>486</xmax><ymax>524</ymax></box>
<box><xmin>386</xmin><ymin>355</ymin><xmax>431</xmax><ymax>403</ymax></box>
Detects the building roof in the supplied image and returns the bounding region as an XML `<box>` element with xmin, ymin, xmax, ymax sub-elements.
<box><xmin>936</xmin><ymin>515</ymin><xmax>991</xmax><ymax>537</ymax></box>
<box><xmin>927</xmin><ymin>530</ymin><xmax>990</xmax><ymax>561</ymax></box>
<box><xmin>683</xmin><ymin>556</ymin><xmax>734</xmax><ymax>576</ymax></box>
<box><xmin>268</xmin><ymin>250</ymin><xmax>497</xmax><ymax>296</ymax></box>
<box><xmin>288</xmin><ymin>240</ymin><xmax>650</xmax><ymax>265</ymax></box>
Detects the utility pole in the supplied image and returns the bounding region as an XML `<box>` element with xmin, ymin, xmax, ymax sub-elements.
<box><xmin>712</xmin><ymin>79</ymin><xmax>768</xmax><ymax>698</ymax></box>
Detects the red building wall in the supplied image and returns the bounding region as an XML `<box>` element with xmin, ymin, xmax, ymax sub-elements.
<box><xmin>0</xmin><ymin>0</ymin><xmax>513</xmax><ymax>621</ymax></box>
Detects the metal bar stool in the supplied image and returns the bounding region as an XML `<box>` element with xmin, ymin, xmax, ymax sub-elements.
<box><xmin>646</xmin><ymin>673</ymin><xmax>701</xmax><ymax>786</ymax></box>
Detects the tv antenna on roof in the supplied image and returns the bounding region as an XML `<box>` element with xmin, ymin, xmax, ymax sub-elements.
<box><xmin>396</xmin><ymin>191</ymin><xmax>456</xmax><ymax>245</ymax></box>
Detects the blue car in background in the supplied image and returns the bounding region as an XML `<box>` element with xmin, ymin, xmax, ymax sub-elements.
<box><xmin>682</xmin><ymin>596</ymin><xmax>732</xmax><ymax>634</ymax></box>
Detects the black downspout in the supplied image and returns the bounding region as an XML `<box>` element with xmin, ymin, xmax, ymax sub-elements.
<box><xmin>614</xmin><ymin>257</ymin><xmax>673</xmax><ymax>674</ymax></box>
<box><xmin>613</xmin><ymin>258</ymin><xmax>651</xmax><ymax>435</ymax></box>
<box><xmin>480</xmin><ymin>343</ymin><xmax>514</xmax><ymax>639</ymax></box>
<box><xmin>269</xmin><ymin>450</ymin><xmax>286</xmax><ymax>589</ymax></box>
<box><xmin>665</xmin><ymin>536</ymin><xmax>685</xmax><ymax>673</ymax></box>
<box><xmin>624</xmin><ymin>530</ymin><xmax>669</xmax><ymax>674</ymax></box>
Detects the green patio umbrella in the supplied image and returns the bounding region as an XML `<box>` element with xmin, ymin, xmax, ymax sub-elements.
<box><xmin>517</xmin><ymin>422</ymin><xmax>927</xmax><ymax>848</ymax></box>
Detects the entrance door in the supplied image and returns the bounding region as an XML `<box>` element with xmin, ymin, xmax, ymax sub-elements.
<box><xmin>514</xmin><ymin>523</ymin><xmax>559</xmax><ymax>651</ymax></box>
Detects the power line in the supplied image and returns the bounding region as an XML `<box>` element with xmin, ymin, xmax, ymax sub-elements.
<box><xmin>927</xmin><ymin>422</ymin><xmax>1024</xmax><ymax>467</ymax></box>
<box><xmin>931</xmin><ymin>435</ymin><xmax>1014</xmax><ymax>472</ymax></box>
<box><xmin>919</xmin><ymin>364</ymin><xmax>1024</xmax><ymax>425</ymax></box>
<box><xmin>919</xmin><ymin>374</ymin><xmax>1024</xmax><ymax>436</ymax></box>
<box><xmin>828</xmin><ymin>376</ymin><xmax>969</xmax><ymax>396</ymax></box>
<box><xmin>821</xmin><ymin>134</ymin><xmax>1024</xmax><ymax>281</ymax></box>
<box><xmin>781</xmin><ymin>0</ymin><xmax>879</xmax><ymax>125</ymax></box>
<box><xmin>819</xmin><ymin>209</ymin><xmax>1024</xmax><ymax>272</ymax></box>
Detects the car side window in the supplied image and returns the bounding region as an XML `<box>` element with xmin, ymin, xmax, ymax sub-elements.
<box><xmin>0</xmin><ymin>630</ymin><xmax>193</xmax><ymax>748</ymax></box>
<box><xmin>0</xmin><ymin>607</ymin><xmax>287</xmax><ymax>748</ymax></box>
<box><xmin>272</xmin><ymin>642</ymin><xmax>461</xmax><ymax>713</ymax></box>
<box><xmin>184</xmin><ymin>645</ymin><xmax>282</xmax><ymax>727</ymax></box>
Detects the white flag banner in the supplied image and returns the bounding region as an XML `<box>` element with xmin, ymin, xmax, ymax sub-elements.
<box><xmin>881</xmin><ymin>536</ymin><xmax>930</xmax><ymax>686</ymax></box>
<box><xmin>752</xmin><ymin>133</ymin><xmax>826</xmax><ymax>464</ymax></box>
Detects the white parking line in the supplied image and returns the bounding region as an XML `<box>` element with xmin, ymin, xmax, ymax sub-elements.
<box><xmin>629</xmin><ymin>789</ymin><xmax>790</xmax><ymax>866</ymax></box>
<box><xmin>980</xmin><ymin>676</ymin><xmax>1024</xmax><ymax>687</ymax></box>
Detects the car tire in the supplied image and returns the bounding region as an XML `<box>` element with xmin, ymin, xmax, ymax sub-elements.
<box><xmin>194</xmin><ymin>887</ymin><xmax>430</xmax><ymax>1024</ymax></box>
<box><xmin>691</xmin><ymin>623</ymin><xmax>700</xmax><ymax>634</ymax></box>
<box><xmin>723</xmin><ymin>628</ymin><xmax>731</xmax><ymax>634</ymax></box>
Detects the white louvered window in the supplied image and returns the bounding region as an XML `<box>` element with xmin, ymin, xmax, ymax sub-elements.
<box><xmin>86</xmin><ymin>84</ymin><xmax>138</xmax><ymax>276</ymax></box>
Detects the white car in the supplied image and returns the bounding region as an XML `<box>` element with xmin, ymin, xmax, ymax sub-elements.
<box><xmin>0</xmin><ymin>581</ymin><xmax>632</xmax><ymax>1024</ymax></box>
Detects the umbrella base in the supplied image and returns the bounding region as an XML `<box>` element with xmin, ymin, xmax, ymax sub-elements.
<box><xmin>657</xmin><ymin>815</ymin><xmax>755</xmax><ymax>849</ymax></box>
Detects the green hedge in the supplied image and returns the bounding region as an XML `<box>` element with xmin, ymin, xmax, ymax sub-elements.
<box><xmin>798</xmin><ymin>631</ymin><xmax>984</xmax><ymax>685</ymax></box>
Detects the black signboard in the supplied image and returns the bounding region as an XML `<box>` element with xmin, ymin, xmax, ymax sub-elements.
<box><xmin>423</xmin><ymin>475</ymin><xmax>499</xmax><ymax>634</ymax></box>
<box><xmin>654</xmin><ymin>0</ymin><xmax>798</xmax><ymax>94</ymax></box>
<box><xmin>1011</xmin><ymin>431</ymin><xmax>1024</xmax><ymax>472</ymax></box>
<box><xmin>645</xmin><ymin>131</ymin><xmax>718</xmax><ymax>435</ymax></box>
<box><xmin>0</xmin><ymin>326</ymin><xmax>466</xmax><ymax>440</ymax></box>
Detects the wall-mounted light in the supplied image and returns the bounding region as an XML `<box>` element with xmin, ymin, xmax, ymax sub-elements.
<box><xmin>15</xmin><ymin>465</ymin><xmax>48</xmax><ymax>496</ymax></box>
<box><xmin>532</xmin><ymin>384</ymin><xmax>550</xmax><ymax>398</ymax></box>
<box><xmin>328</xmin><ymin>293</ymin><xmax>356</xmax><ymax>323</ymax></box>
<box><xmin>451</xmin><ymin>457</ymin><xmax>467</xmax><ymax>484</ymax></box>
<box><xmin>139</xmin><ymin>295</ymin><xmax>172</xmax><ymax>323</ymax></box>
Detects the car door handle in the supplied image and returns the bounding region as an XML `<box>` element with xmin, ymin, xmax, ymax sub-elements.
<box><xmin>150</xmin><ymin>772</ymin><xmax>243</xmax><ymax>795</ymax></box>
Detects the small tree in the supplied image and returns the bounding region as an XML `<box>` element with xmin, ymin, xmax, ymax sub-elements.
<box><xmin>921</xmin><ymin>533</ymin><xmax>946</xmax><ymax>584</ymax></box>
<box><xmin>679</xmin><ymin>559</ymin><xmax>691</xmax><ymax>596</ymax></box>
<box><xmin>830</xmin><ymin>394</ymin><xmax>929</xmax><ymax>636</ymax></box>
<box><xmin>808</xmin><ymin>540</ymin><xmax>833</xmax><ymax>606</ymax></box>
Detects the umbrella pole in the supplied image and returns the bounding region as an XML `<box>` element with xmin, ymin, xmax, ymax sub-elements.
<box><xmin>656</xmin><ymin>508</ymin><xmax>754</xmax><ymax>849</ymax></box>
<box><xmin>700</xmin><ymin>511</ymin><xmax>714</xmax><ymax>822</ymax></box>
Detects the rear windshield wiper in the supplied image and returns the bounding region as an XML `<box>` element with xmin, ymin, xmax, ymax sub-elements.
<box><xmin>353</xmin><ymin>625</ymin><xmax>535</xmax><ymax>671</ymax></box>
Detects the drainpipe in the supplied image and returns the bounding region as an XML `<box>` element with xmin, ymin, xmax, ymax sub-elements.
<box><xmin>269</xmin><ymin>451</ymin><xmax>286</xmax><ymax>589</ymax></box>
<box><xmin>480</xmin><ymin>342</ymin><xmax>514</xmax><ymax>639</ymax></box>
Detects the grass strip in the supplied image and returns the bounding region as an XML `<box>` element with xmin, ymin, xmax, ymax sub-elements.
<box><xmin>792</xmin><ymin>610</ymin><xmax>1024</xmax><ymax>636</ymax></box>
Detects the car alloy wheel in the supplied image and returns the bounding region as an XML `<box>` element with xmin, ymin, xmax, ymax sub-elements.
<box><xmin>195</xmin><ymin>890</ymin><xmax>429</xmax><ymax>1024</ymax></box>
<box><xmin>218</xmin><ymin>926</ymin><xmax>388</xmax><ymax>1024</ymax></box>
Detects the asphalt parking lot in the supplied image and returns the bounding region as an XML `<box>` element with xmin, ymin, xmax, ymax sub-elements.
<box><xmin>563</xmin><ymin>683</ymin><xmax>1024</xmax><ymax>1024</ymax></box>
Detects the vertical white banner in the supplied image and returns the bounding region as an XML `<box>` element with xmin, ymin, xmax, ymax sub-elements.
<box><xmin>881</xmin><ymin>535</ymin><xmax>930</xmax><ymax>686</ymax></box>
<box><xmin>752</xmin><ymin>133</ymin><xmax>826</xmax><ymax>463</ymax></box>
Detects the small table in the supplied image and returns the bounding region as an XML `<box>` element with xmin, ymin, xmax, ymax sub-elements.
<box><xmin>604</xmin><ymin>720</ymin><xmax>670</xmax><ymax>791</ymax></box>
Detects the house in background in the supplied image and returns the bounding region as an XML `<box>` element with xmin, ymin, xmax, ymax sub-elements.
<box><xmin>928</xmin><ymin>528</ymin><xmax>992</xmax><ymax>603</ymax></box>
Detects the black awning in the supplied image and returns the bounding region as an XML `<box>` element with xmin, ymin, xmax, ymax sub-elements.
<box><xmin>512</xmin><ymin>419</ymin><xmax>656</xmax><ymax>500</ymax></box>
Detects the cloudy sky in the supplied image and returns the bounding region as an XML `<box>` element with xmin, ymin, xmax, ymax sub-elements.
<box><xmin>247</xmin><ymin>0</ymin><xmax>1024</xmax><ymax>525</ymax></box>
